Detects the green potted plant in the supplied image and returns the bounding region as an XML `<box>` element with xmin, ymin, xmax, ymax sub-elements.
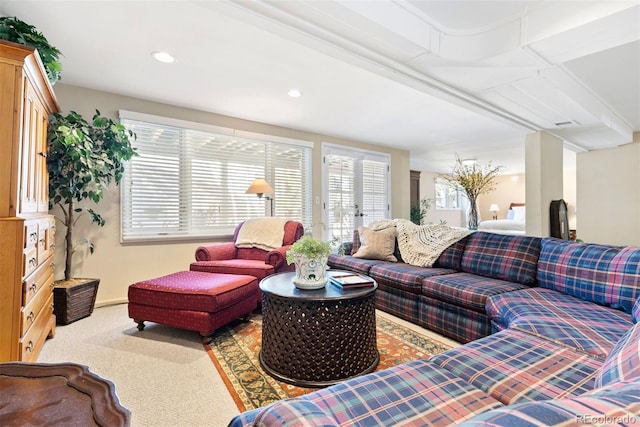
<box><xmin>0</xmin><ymin>16</ymin><xmax>62</xmax><ymax>84</ymax></box>
<box><xmin>410</xmin><ymin>197</ymin><xmax>433</xmax><ymax>225</ymax></box>
<box><xmin>286</xmin><ymin>235</ymin><xmax>332</xmax><ymax>290</ymax></box>
<box><xmin>47</xmin><ymin>110</ymin><xmax>136</xmax><ymax>323</ymax></box>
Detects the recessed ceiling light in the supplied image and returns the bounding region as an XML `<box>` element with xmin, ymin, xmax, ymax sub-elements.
<box><xmin>288</xmin><ymin>89</ymin><xmax>302</xmax><ymax>98</ymax></box>
<box><xmin>151</xmin><ymin>51</ymin><xmax>175</xmax><ymax>64</ymax></box>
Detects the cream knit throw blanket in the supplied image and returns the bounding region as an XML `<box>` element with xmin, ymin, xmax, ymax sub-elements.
<box><xmin>235</xmin><ymin>217</ymin><xmax>288</xmax><ymax>251</ymax></box>
<box><xmin>394</xmin><ymin>219</ymin><xmax>472</xmax><ymax>267</ymax></box>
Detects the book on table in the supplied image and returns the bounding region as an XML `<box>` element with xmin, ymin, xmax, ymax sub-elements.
<box><xmin>329</xmin><ymin>273</ymin><xmax>375</xmax><ymax>288</ymax></box>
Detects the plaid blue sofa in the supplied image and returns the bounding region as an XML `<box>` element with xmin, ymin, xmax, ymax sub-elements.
<box><xmin>229</xmin><ymin>298</ymin><xmax>640</xmax><ymax>426</ymax></box>
<box><xmin>228</xmin><ymin>235</ymin><xmax>640</xmax><ymax>426</ymax></box>
<box><xmin>330</xmin><ymin>231</ymin><xmax>542</xmax><ymax>343</ymax></box>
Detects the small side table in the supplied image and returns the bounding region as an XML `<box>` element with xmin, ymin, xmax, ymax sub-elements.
<box><xmin>0</xmin><ymin>362</ymin><xmax>130</xmax><ymax>426</ymax></box>
<box><xmin>259</xmin><ymin>270</ymin><xmax>379</xmax><ymax>387</ymax></box>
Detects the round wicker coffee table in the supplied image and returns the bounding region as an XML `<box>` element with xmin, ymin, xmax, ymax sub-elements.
<box><xmin>259</xmin><ymin>270</ymin><xmax>379</xmax><ymax>387</ymax></box>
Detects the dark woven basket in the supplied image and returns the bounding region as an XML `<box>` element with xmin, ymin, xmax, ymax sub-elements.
<box><xmin>53</xmin><ymin>279</ymin><xmax>100</xmax><ymax>325</ymax></box>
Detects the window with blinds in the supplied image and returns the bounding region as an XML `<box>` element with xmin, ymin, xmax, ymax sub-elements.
<box><xmin>119</xmin><ymin>111</ymin><xmax>312</xmax><ymax>242</ymax></box>
<box><xmin>322</xmin><ymin>144</ymin><xmax>390</xmax><ymax>243</ymax></box>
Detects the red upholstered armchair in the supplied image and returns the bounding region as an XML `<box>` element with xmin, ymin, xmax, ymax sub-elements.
<box><xmin>190</xmin><ymin>219</ymin><xmax>304</xmax><ymax>287</ymax></box>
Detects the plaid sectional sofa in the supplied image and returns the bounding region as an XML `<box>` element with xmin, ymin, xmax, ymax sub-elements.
<box><xmin>229</xmin><ymin>233</ymin><xmax>640</xmax><ymax>426</ymax></box>
<box><xmin>331</xmin><ymin>231</ymin><xmax>542</xmax><ymax>343</ymax></box>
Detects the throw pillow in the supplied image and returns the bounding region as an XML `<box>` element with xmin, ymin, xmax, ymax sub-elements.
<box><xmin>353</xmin><ymin>226</ymin><xmax>397</xmax><ymax>262</ymax></box>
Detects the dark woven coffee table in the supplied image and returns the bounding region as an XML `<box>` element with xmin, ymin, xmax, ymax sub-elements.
<box><xmin>259</xmin><ymin>270</ymin><xmax>379</xmax><ymax>387</ymax></box>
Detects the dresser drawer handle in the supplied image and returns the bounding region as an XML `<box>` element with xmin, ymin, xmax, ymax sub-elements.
<box><xmin>27</xmin><ymin>311</ymin><xmax>35</xmax><ymax>324</ymax></box>
<box><xmin>29</xmin><ymin>232</ymin><xmax>37</xmax><ymax>243</ymax></box>
<box><xmin>39</xmin><ymin>238</ymin><xmax>45</xmax><ymax>246</ymax></box>
<box><xmin>25</xmin><ymin>341</ymin><xmax>34</xmax><ymax>353</ymax></box>
<box><xmin>29</xmin><ymin>283</ymin><xmax>37</xmax><ymax>293</ymax></box>
<box><xmin>50</xmin><ymin>303</ymin><xmax>54</xmax><ymax>312</ymax></box>
<box><xmin>28</xmin><ymin>257</ymin><xmax>37</xmax><ymax>267</ymax></box>
<box><xmin>49</xmin><ymin>282</ymin><xmax>55</xmax><ymax>290</ymax></box>
<box><xmin>50</xmin><ymin>243</ymin><xmax>56</xmax><ymax>249</ymax></box>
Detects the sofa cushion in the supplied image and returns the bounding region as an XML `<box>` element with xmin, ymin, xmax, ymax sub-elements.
<box><xmin>431</xmin><ymin>329</ymin><xmax>602</xmax><ymax>406</ymax></box>
<box><xmin>486</xmin><ymin>288</ymin><xmax>632</xmax><ymax>359</ymax></box>
<box><xmin>252</xmin><ymin>399</ymin><xmax>339</xmax><ymax>427</ymax></box>
<box><xmin>352</xmin><ymin>226</ymin><xmax>397</xmax><ymax>262</ymax></box>
<box><xmin>460</xmin><ymin>232</ymin><xmax>541</xmax><ymax>285</ymax></box>
<box><xmin>595</xmin><ymin>322</ymin><xmax>640</xmax><ymax>388</ymax></box>
<box><xmin>189</xmin><ymin>259</ymin><xmax>274</xmax><ymax>280</ymax></box>
<box><xmin>422</xmin><ymin>272</ymin><xmax>528</xmax><ymax>313</ymax></box>
<box><xmin>327</xmin><ymin>254</ymin><xmax>386</xmax><ymax>275</ymax></box>
<box><xmin>350</xmin><ymin>228</ymin><xmax>361</xmax><ymax>254</ymax></box>
<box><xmin>418</xmin><ymin>297</ymin><xmax>493</xmax><ymax>343</ymax></box>
<box><xmin>433</xmin><ymin>236</ymin><xmax>469</xmax><ymax>270</ymax></box>
<box><xmin>538</xmin><ymin>238</ymin><xmax>640</xmax><ymax>313</ymax></box>
<box><xmin>262</xmin><ymin>359</ymin><xmax>502</xmax><ymax>426</ymax></box>
<box><xmin>458</xmin><ymin>380</ymin><xmax>640</xmax><ymax>427</ymax></box>
<box><xmin>368</xmin><ymin>263</ymin><xmax>455</xmax><ymax>294</ymax></box>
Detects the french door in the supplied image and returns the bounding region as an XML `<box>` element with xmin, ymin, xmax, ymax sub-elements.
<box><xmin>322</xmin><ymin>144</ymin><xmax>391</xmax><ymax>244</ymax></box>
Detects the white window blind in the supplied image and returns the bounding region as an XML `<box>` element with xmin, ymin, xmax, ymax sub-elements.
<box><xmin>120</xmin><ymin>112</ymin><xmax>312</xmax><ymax>242</ymax></box>
<box><xmin>322</xmin><ymin>144</ymin><xmax>390</xmax><ymax>243</ymax></box>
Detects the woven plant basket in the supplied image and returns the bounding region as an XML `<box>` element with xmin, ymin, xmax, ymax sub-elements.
<box><xmin>53</xmin><ymin>278</ymin><xmax>100</xmax><ymax>325</ymax></box>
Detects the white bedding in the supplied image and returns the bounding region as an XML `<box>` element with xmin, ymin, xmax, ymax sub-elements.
<box><xmin>478</xmin><ymin>219</ymin><xmax>526</xmax><ymax>235</ymax></box>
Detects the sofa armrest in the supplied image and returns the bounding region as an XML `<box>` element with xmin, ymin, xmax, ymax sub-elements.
<box><xmin>339</xmin><ymin>242</ymin><xmax>353</xmax><ymax>255</ymax></box>
<box><xmin>253</xmin><ymin>398</ymin><xmax>339</xmax><ymax>427</ymax></box>
<box><xmin>266</xmin><ymin>245</ymin><xmax>290</xmax><ymax>271</ymax></box>
<box><xmin>194</xmin><ymin>242</ymin><xmax>237</xmax><ymax>261</ymax></box>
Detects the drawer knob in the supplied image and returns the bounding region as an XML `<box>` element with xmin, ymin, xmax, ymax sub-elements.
<box><xmin>25</xmin><ymin>341</ymin><xmax>34</xmax><ymax>353</ymax></box>
<box><xmin>29</xmin><ymin>283</ymin><xmax>37</xmax><ymax>293</ymax></box>
<box><xmin>29</xmin><ymin>257</ymin><xmax>37</xmax><ymax>267</ymax></box>
<box><xmin>27</xmin><ymin>311</ymin><xmax>35</xmax><ymax>323</ymax></box>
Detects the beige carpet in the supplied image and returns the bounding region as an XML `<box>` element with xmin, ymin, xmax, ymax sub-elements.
<box><xmin>37</xmin><ymin>303</ymin><xmax>238</xmax><ymax>427</ymax></box>
<box><xmin>37</xmin><ymin>303</ymin><xmax>459</xmax><ymax>427</ymax></box>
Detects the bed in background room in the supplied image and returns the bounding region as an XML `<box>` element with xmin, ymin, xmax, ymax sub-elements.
<box><xmin>478</xmin><ymin>203</ymin><xmax>525</xmax><ymax>235</ymax></box>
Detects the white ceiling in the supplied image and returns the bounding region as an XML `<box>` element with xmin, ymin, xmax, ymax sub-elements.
<box><xmin>1</xmin><ymin>0</ymin><xmax>638</xmax><ymax>173</ymax></box>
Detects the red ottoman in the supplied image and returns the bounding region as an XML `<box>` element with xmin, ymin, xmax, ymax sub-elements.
<box><xmin>128</xmin><ymin>271</ymin><xmax>258</xmax><ymax>343</ymax></box>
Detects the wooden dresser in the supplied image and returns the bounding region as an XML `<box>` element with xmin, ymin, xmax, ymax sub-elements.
<box><xmin>0</xmin><ymin>40</ymin><xmax>60</xmax><ymax>362</ymax></box>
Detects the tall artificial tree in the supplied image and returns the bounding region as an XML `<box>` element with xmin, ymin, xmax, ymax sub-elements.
<box><xmin>48</xmin><ymin>110</ymin><xmax>136</xmax><ymax>280</ymax></box>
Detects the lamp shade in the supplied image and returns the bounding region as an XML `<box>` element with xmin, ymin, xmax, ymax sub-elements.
<box><xmin>246</xmin><ymin>178</ymin><xmax>274</xmax><ymax>198</ymax></box>
<box><xmin>489</xmin><ymin>204</ymin><xmax>500</xmax><ymax>212</ymax></box>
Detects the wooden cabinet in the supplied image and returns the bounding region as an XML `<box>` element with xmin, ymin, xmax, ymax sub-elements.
<box><xmin>0</xmin><ymin>40</ymin><xmax>59</xmax><ymax>362</ymax></box>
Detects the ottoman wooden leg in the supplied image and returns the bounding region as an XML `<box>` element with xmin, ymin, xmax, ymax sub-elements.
<box><xmin>135</xmin><ymin>320</ymin><xmax>145</xmax><ymax>331</ymax></box>
<box><xmin>201</xmin><ymin>331</ymin><xmax>214</xmax><ymax>345</ymax></box>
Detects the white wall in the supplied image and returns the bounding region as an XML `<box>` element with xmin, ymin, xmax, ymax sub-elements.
<box><xmin>478</xmin><ymin>174</ymin><xmax>526</xmax><ymax>220</ymax></box>
<box><xmin>577</xmin><ymin>140</ymin><xmax>640</xmax><ymax>245</ymax></box>
<box><xmin>53</xmin><ymin>84</ymin><xmax>410</xmax><ymax>306</ymax></box>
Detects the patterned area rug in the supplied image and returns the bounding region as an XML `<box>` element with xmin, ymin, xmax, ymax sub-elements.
<box><xmin>205</xmin><ymin>312</ymin><xmax>454</xmax><ymax>411</ymax></box>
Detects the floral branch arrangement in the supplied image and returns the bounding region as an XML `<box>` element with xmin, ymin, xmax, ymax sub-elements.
<box><xmin>439</xmin><ymin>154</ymin><xmax>503</xmax><ymax>202</ymax></box>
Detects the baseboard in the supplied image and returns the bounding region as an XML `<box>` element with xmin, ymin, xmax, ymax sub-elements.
<box><xmin>95</xmin><ymin>298</ymin><xmax>128</xmax><ymax>308</ymax></box>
